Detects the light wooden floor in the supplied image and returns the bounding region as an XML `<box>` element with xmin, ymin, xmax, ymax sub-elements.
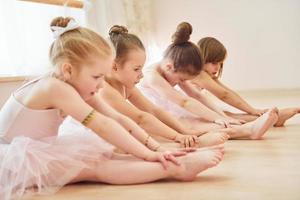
<box><xmin>24</xmin><ymin>89</ymin><xmax>300</xmax><ymax>200</ymax></box>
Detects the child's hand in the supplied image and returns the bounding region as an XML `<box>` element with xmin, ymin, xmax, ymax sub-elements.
<box><xmin>214</xmin><ymin>119</ymin><xmax>231</xmax><ymax>128</ymax></box>
<box><xmin>157</xmin><ymin>146</ymin><xmax>197</xmax><ymax>153</ymax></box>
<box><xmin>144</xmin><ymin>151</ymin><xmax>186</xmax><ymax>169</ymax></box>
<box><xmin>249</xmin><ymin>108</ymin><xmax>268</xmax><ymax>116</ymax></box>
<box><xmin>226</xmin><ymin>117</ymin><xmax>246</xmax><ymax>125</ymax></box>
<box><xmin>174</xmin><ymin>134</ymin><xmax>199</xmax><ymax>148</ymax></box>
<box><xmin>183</xmin><ymin>129</ymin><xmax>206</xmax><ymax>136</ymax></box>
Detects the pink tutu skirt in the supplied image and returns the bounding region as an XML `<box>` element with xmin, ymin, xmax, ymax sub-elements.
<box><xmin>0</xmin><ymin>118</ymin><xmax>114</xmax><ymax>200</ymax></box>
<box><xmin>138</xmin><ymin>85</ymin><xmax>198</xmax><ymax>118</ymax></box>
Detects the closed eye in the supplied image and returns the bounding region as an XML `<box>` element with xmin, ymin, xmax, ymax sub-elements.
<box><xmin>93</xmin><ymin>75</ymin><xmax>104</xmax><ymax>79</ymax></box>
<box><xmin>134</xmin><ymin>65</ymin><xmax>143</xmax><ymax>71</ymax></box>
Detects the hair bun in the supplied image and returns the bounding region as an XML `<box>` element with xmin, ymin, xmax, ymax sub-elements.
<box><xmin>50</xmin><ymin>17</ymin><xmax>74</xmax><ymax>32</ymax></box>
<box><xmin>109</xmin><ymin>25</ymin><xmax>128</xmax><ymax>36</ymax></box>
<box><xmin>172</xmin><ymin>22</ymin><xmax>193</xmax><ymax>45</ymax></box>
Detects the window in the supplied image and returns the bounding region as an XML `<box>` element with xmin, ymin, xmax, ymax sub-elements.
<box><xmin>0</xmin><ymin>0</ymin><xmax>84</xmax><ymax>77</ymax></box>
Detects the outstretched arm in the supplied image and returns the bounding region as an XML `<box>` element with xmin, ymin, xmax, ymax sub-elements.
<box><xmin>49</xmin><ymin>79</ymin><xmax>182</xmax><ymax>167</ymax></box>
<box><xmin>86</xmin><ymin>93</ymin><xmax>161</xmax><ymax>151</ymax></box>
<box><xmin>99</xmin><ymin>83</ymin><xmax>198</xmax><ymax>147</ymax></box>
<box><xmin>128</xmin><ymin>87</ymin><xmax>204</xmax><ymax>136</ymax></box>
<box><xmin>145</xmin><ymin>70</ymin><xmax>229</xmax><ymax>124</ymax></box>
<box><xmin>192</xmin><ymin>71</ymin><xmax>265</xmax><ymax>116</ymax></box>
<box><xmin>179</xmin><ymin>81</ymin><xmax>228</xmax><ymax>117</ymax></box>
<box><xmin>179</xmin><ymin>81</ymin><xmax>243</xmax><ymax>125</ymax></box>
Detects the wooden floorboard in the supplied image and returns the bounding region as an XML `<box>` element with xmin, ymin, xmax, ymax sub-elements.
<box><xmin>23</xmin><ymin>90</ymin><xmax>300</xmax><ymax>200</ymax></box>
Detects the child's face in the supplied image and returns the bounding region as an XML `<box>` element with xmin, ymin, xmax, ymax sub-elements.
<box><xmin>114</xmin><ymin>49</ymin><xmax>146</xmax><ymax>88</ymax></box>
<box><xmin>203</xmin><ymin>61</ymin><xmax>222</xmax><ymax>78</ymax></box>
<box><xmin>164</xmin><ymin>67</ymin><xmax>196</xmax><ymax>86</ymax></box>
<box><xmin>70</xmin><ymin>55</ymin><xmax>113</xmax><ymax>100</ymax></box>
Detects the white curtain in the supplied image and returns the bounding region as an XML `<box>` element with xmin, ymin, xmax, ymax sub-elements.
<box><xmin>0</xmin><ymin>0</ymin><xmax>27</xmax><ymax>76</ymax></box>
<box><xmin>0</xmin><ymin>0</ymin><xmax>159</xmax><ymax>77</ymax></box>
<box><xmin>84</xmin><ymin>0</ymin><xmax>153</xmax><ymax>41</ymax></box>
<box><xmin>0</xmin><ymin>0</ymin><xmax>85</xmax><ymax>77</ymax></box>
<box><xmin>84</xmin><ymin>0</ymin><xmax>161</xmax><ymax>64</ymax></box>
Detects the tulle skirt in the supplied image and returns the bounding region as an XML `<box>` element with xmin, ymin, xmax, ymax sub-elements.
<box><xmin>138</xmin><ymin>85</ymin><xmax>197</xmax><ymax>118</ymax></box>
<box><xmin>0</xmin><ymin>117</ymin><xmax>114</xmax><ymax>200</ymax></box>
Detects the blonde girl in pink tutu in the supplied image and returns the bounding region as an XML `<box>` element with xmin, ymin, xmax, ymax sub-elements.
<box><xmin>0</xmin><ymin>17</ymin><xmax>224</xmax><ymax>200</ymax></box>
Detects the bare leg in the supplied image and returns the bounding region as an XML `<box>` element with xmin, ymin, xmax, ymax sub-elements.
<box><xmin>180</xmin><ymin>117</ymin><xmax>223</xmax><ymax>132</ymax></box>
<box><xmin>155</xmin><ymin>141</ymin><xmax>226</xmax><ymax>154</ymax></box>
<box><xmin>111</xmin><ymin>144</ymin><xmax>225</xmax><ymax>160</ymax></box>
<box><xmin>274</xmin><ymin>108</ymin><xmax>300</xmax><ymax>127</ymax></box>
<box><xmin>174</xmin><ymin>109</ymin><xmax>276</xmax><ymax>141</ymax></box>
<box><xmin>197</xmin><ymin>132</ymin><xmax>229</xmax><ymax>147</ymax></box>
<box><xmin>180</xmin><ymin>117</ymin><xmax>229</xmax><ymax>146</ymax></box>
<box><xmin>224</xmin><ymin>111</ymin><xmax>258</xmax><ymax>122</ymax></box>
<box><xmin>216</xmin><ymin>108</ymin><xmax>278</xmax><ymax>139</ymax></box>
<box><xmin>70</xmin><ymin>149</ymin><xmax>223</xmax><ymax>184</ymax></box>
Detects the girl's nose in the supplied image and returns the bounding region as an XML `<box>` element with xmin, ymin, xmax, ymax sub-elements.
<box><xmin>139</xmin><ymin>72</ymin><xmax>144</xmax><ymax>79</ymax></box>
<box><xmin>97</xmin><ymin>79</ymin><xmax>104</xmax><ymax>89</ymax></box>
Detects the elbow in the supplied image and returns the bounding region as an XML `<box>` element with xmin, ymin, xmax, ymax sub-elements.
<box><xmin>152</xmin><ymin>107</ymin><xmax>163</xmax><ymax>116</ymax></box>
<box><xmin>135</xmin><ymin>112</ymin><xmax>153</xmax><ymax>126</ymax></box>
<box><xmin>219</xmin><ymin>91</ymin><xmax>230</xmax><ymax>101</ymax></box>
<box><xmin>179</xmin><ymin>98</ymin><xmax>190</xmax><ymax>109</ymax></box>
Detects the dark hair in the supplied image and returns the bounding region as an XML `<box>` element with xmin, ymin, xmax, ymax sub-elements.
<box><xmin>109</xmin><ymin>25</ymin><xmax>145</xmax><ymax>64</ymax></box>
<box><xmin>197</xmin><ymin>37</ymin><xmax>227</xmax><ymax>78</ymax></box>
<box><xmin>163</xmin><ymin>22</ymin><xmax>203</xmax><ymax>76</ymax></box>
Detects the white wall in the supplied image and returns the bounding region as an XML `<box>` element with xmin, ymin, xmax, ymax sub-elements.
<box><xmin>0</xmin><ymin>81</ymin><xmax>23</xmax><ymax>107</ymax></box>
<box><xmin>152</xmin><ymin>0</ymin><xmax>300</xmax><ymax>90</ymax></box>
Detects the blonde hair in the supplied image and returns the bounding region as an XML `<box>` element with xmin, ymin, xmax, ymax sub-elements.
<box><xmin>163</xmin><ymin>22</ymin><xmax>203</xmax><ymax>76</ymax></box>
<box><xmin>49</xmin><ymin>17</ymin><xmax>112</xmax><ymax>69</ymax></box>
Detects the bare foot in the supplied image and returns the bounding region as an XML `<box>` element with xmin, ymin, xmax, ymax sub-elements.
<box><xmin>197</xmin><ymin>132</ymin><xmax>229</xmax><ymax>147</ymax></box>
<box><xmin>242</xmin><ymin>108</ymin><xmax>278</xmax><ymax>139</ymax></box>
<box><xmin>196</xmin><ymin>144</ymin><xmax>225</xmax><ymax>154</ymax></box>
<box><xmin>274</xmin><ymin>108</ymin><xmax>300</xmax><ymax>127</ymax></box>
<box><xmin>172</xmin><ymin>149</ymin><xmax>223</xmax><ymax>181</ymax></box>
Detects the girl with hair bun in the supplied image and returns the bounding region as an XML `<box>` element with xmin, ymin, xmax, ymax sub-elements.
<box><xmin>0</xmin><ymin>17</ymin><xmax>224</xmax><ymax>200</ymax></box>
<box><xmin>184</xmin><ymin>37</ymin><xmax>299</xmax><ymax>127</ymax></box>
<box><xmin>139</xmin><ymin>22</ymin><xmax>279</xmax><ymax>140</ymax></box>
<box><xmin>100</xmin><ymin>24</ymin><xmax>228</xmax><ymax>149</ymax></box>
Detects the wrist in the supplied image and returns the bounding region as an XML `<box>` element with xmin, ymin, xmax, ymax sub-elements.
<box><xmin>148</xmin><ymin>141</ymin><xmax>161</xmax><ymax>152</ymax></box>
<box><xmin>157</xmin><ymin>146</ymin><xmax>166</xmax><ymax>152</ymax></box>
<box><xmin>174</xmin><ymin>134</ymin><xmax>182</xmax><ymax>142</ymax></box>
<box><xmin>221</xmin><ymin>113</ymin><xmax>228</xmax><ymax>118</ymax></box>
<box><xmin>143</xmin><ymin>151</ymin><xmax>156</xmax><ymax>161</ymax></box>
<box><xmin>248</xmin><ymin>107</ymin><xmax>257</xmax><ymax>114</ymax></box>
<box><xmin>154</xmin><ymin>145</ymin><xmax>162</xmax><ymax>152</ymax></box>
<box><xmin>144</xmin><ymin>135</ymin><xmax>151</xmax><ymax>146</ymax></box>
<box><xmin>182</xmin><ymin>129</ymin><xmax>191</xmax><ymax>135</ymax></box>
<box><xmin>144</xmin><ymin>135</ymin><xmax>161</xmax><ymax>151</ymax></box>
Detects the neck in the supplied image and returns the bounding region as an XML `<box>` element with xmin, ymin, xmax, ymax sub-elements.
<box><xmin>157</xmin><ymin>62</ymin><xmax>168</xmax><ymax>81</ymax></box>
<box><xmin>105</xmin><ymin>75</ymin><xmax>125</xmax><ymax>95</ymax></box>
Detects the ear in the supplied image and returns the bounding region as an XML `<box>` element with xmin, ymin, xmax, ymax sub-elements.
<box><xmin>165</xmin><ymin>62</ymin><xmax>174</xmax><ymax>72</ymax></box>
<box><xmin>112</xmin><ymin>60</ymin><xmax>119</xmax><ymax>71</ymax></box>
<box><xmin>61</xmin><ymin>62</ymin><xmax>73</xmax><ymax>81</ymax></box>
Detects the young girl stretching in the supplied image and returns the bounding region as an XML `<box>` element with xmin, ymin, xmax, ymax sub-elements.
<box><xmin>139</xmin><ymin>22</ymin><xmax>278</xmax><ymax>139</ymax></box>
<box><xmin>187</xmin><ymin>37</ymin><xmax>299</xmax><ymax>126</ymax></box>
<box><xmin>0</xmin><ymin>17</ymin><xmax>223</xmax><ymax>200</ymax></box>
<box><xmin>98</xmin><ymin>25</ymin><xmax>228</xmax><ymax>148</ymax></box>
